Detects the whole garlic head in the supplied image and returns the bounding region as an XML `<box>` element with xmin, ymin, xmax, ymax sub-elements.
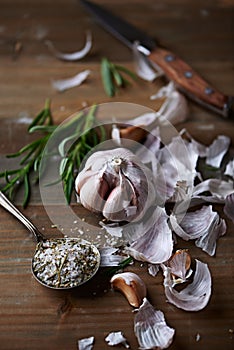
<box><xmin>75</xmin><ymin>148</ymin><xmax>158</xmax><ymax>222</ymax></box>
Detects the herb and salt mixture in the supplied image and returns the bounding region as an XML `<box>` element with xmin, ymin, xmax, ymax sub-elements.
<box><xmin>32</xmin><ymin>238</ymin><xmax>100</xmax><ymax>289</ymax></box>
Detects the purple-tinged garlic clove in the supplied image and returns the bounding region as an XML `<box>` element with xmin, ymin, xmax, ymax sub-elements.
<box><xmin>78</xmin><ymin>173</ymin><xmax>109</xmax><ymax>213</ymax></box>
<box><xmin>103</xmin><ymin>172</ymin><xmax>137</xmax><ymax>222</ymax></box>
<box><xmin>110</xmin><ymin>272</ymin><xmax>147</xmax><ymax>308</ymax></box>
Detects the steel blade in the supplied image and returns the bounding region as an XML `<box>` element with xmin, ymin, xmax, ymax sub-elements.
<box><xmin>80</xmin><ymin>0</ymin><xmax>156</xmax><ymax>54</ymax></box>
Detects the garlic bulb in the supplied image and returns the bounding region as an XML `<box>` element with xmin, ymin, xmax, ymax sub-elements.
<box><xmin>75</xmin><ymin>148</ymin><xmax>158</xmax><ymax>222</ymax></box>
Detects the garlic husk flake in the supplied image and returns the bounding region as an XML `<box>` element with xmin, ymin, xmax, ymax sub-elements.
<box><xmin>192</xmin><ymin>178</ymin><xmax>234</xmax><ymax>201</ymax></box>
<box><xmin>224</xmin><ymin>192</ymin><xmax>234</xmax><ymax>223</ymax></box>
<box><xmin>77</xmin><ymin>336</ymin><xmax>94</xmax><ymax>350</ymax></box>
<box><xmin>105</xmin><ymin>331</ymin><xmax>130</xmax><ymax>348</ymax></box>
<box><xmin>170</xmin><ymin>205</ymin><xmax>226</xmax><ymax>256</ymax></box>
<box><xmin>134</xmin><ymin>298</ymin><xmax>175</xmax><ymax>350</ymax></box>
<box><xmin>205</xmin><ymin>135</ymin><xmax>230</xmax><ymax>168</ymax></box>
<box><xmin>224</xmin><ymin>159</ymin><xmax>234</xmax><ymax>178</ymax></box>
<box><xmin>52</xmin><ymin>69</ymin><xmax>90</xmax><ymax>92</ymax></box>
<box><xmin>161</xmin><ymin>259</ymin><xmax>212</xmax><ymax>311</ymax></box>
<box><xmin>125</xmin><ymin>206</ymin><xmax>173</xmax><ymax>264</ymax></box>
<box><xmin>46</xmin><ymin>31</ymin><xmax>92</xmax><ymax>61</ymax></box>
<box><xmin>150</xmin><ymin>81</ymin><xmax>189</xmax><ymax>124</ymax></box>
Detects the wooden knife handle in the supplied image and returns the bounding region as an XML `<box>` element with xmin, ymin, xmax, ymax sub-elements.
<box><xmin>149</xmin><ymin>47</ymin><xmax>230</xmax><ymax>117</ymax></box>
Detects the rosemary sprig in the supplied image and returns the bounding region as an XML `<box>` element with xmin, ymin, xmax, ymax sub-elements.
<box><xmin>57</xmin><ymin>104</ymin><xmax>106</xmax><ymax>204</ymax></box>
<box><xmin>0</xmin><ymin>101</ymin><xmax>106</xmax><ymax>207</ymax></box>
<box><xmin>0</xmin><ymin>99</ymin><xmax>55</xmax><ymax>207</ymax></box>
<box><xmin>101</xmin><ymin>57</ymin><xmax>137</xmax><ymax>97</ymax></box>
<box><xmin>106</xmin><ymin>256</ymin><xmax>133</xmax><ymax>277</ymax></box>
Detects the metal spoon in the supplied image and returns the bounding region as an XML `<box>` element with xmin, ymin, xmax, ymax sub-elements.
<box><xmin>0</xmin><ymin>191</ymin><xmax>100</xmax><ymax>290</ymax></box>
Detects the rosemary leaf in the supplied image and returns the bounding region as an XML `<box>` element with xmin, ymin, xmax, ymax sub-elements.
<box><xmin>29</xmin><ymin>125</ymin><xmax>57</xmax><ymax>133</ymax></box>
<box><xmin>114</xmin><ymin>64</ymin><xmax>138</xmax><ymax>80</ymax></box>
<box><xmin>6</xmin><ymin>139</ymin><xmax>41</xmax><ymax>159</ymax></box>
<box><xmin>101</xmin><ymin>57</ymin><xmax>116</xmax><ymax>97</ymax></box>
<box><xmin>106</xmin><ymin>257</ymin><xmax>133</xmax><ymax>276</ymax></box>
<box><xmin>0</xmin><ymin>99</ymin><xmax>54</xmax><ymax>206</ymax></box>
<box><xmin>101</xmin><ymin>57</ymin><xmax>136</xmax><ymax>97</ymax></box>
<box><xmin>111</xmin><ymin>66</ymin><xmax>123</xmax><ymax>87</ymax></box>
<box><xmin>23</xmin><ymin>173</ymin><xmax>30</xmax><ymax>208</ymax></box>
<box><xmin>0</xmin><ymin>100</ymin><xmax>107</xmax><ymax>207</ymax></box>
<box><xmin>28</xmin><ymin>98</ymin><xmax>52</xmax><ymax>131</ymax></box>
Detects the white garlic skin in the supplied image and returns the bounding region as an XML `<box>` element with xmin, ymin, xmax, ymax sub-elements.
<box><xmin>75</xmin><ymin>148</ymin><xmax>157</xmax><ymax>222</ymax></box>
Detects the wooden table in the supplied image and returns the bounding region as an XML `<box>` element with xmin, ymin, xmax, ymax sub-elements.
<box><xmin>0</xmin><ymin>1</ymin><xmax>233</xmax><ymax>349</ymax></box>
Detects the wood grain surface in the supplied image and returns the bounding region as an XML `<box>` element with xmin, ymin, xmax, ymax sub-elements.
<box><xmin>0</xmin><ymin>1</ymin><xmax>234</xmax><ymax>349</ymax></box>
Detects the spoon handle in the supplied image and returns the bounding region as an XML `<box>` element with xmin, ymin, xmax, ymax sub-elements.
<box><xmin>0</xmin><ymin>191</ymin><xmax>44</xmax><ymax>243</ymax></box>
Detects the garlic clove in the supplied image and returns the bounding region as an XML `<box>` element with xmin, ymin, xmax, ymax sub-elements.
<box><xmin>75</xmin><ymin>169</ymin><xmax>96</xmax><ymax>194</ymax></box>
<box><xmin>119</xmin><ymin>124</ymin><xmax>147</xmax><ymax>143</ymax></box>
<box><xmin>103</xmin><ymin>172</ymin><xmax>136</xmax><ymax>222</ymax></box>
<box><xmin>79</xmin><ymin>173</ymin><xmax>109</xmax><ymax>213</ymax></box>
<box><xmin>110</xmin><ymin>272</ymin><xmax>147</xmax><ymax>308</ymax></box>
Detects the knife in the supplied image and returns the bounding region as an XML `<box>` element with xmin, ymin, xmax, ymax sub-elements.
<box><xmin>80</xmin><ymin>0</ymin><xmax>234</xmax><ymax>119</ymax></box>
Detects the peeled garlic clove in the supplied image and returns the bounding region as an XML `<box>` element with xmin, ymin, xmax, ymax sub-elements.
<box><xmin>110</xmin><ymin>272</ymin><xmax>147</xmax><ymax>308</ymax></box>
<box><xmin>79</xmin><ymin>173</ymin><xmax>109</xmax><ymax>213</ymax></box>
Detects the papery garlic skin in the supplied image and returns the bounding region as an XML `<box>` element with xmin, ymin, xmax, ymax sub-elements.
<box><xmin>78</xmin><ymin>336</ymin><xmax>94</xmax><ymax>350</ymax></box>
<box><xmin>105</xmin><ymin>331</ymin><xmax>130</xmax><ymax>348</ymax></box>
<box><xmin>134</xmin><ymin>298</ymin><xmax>175</xmax><ymax>350</ymax></box>
<box><xmin>161</xmin><ymin>259</ymin><xmax>212</xmax><ymax>311</ymax></box>
<box><xmin>75</xmin><ymin>148</ymin><xmax>159</xmax><ymax>222</ymax></box>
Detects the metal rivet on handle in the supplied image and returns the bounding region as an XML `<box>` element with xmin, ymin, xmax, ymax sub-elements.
<box><xmin>184</xmin><ymin>71</ymin><xmax>193</xmax><ymax>78</ymax></box>
<box><xmin>204</xmin><ymin>87</ymin><xmax>214</xmax><ymax>95</ymax></box>
<box><xmin>165</xmin><ymin>54</ymin><xmax>175</xmax><ymax>62</ymax></box>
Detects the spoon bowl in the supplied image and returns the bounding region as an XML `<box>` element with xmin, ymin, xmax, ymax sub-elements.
<box><xmin>0</xmin><ymin>191</ymin><xmax>100</xmax><ymax>290</ymax></box>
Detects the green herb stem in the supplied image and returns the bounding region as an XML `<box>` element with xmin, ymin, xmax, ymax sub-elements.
<box><xmin>0</xmin><ymin>100</ymin><xmax>106</xmax><ymax>207</ymax></box>
<box><xmin>101</xmin><ymin>57</ymin><xmax>137</xmax><ymax>97</ymax></box>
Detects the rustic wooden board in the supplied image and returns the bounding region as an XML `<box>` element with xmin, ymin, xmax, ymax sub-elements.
<box><xmin>0</xmin><ymin>1</ymin><xmax>233</xmax><ymax>349</ymax></box>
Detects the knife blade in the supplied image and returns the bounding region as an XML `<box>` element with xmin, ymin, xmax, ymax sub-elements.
<box><xmin>80</xmin><ymin>0</ymin><xmax>234</xmax><ymax>119</ymax></box>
